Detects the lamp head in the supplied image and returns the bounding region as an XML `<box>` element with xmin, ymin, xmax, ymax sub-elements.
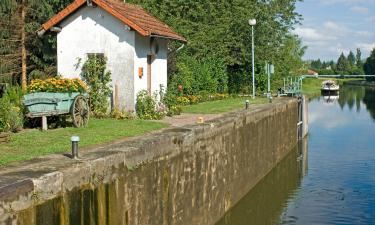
<box><xmin>249</xmin><ymin>19</ymin><xmax>257</xmax><ymax>26</ymax></box>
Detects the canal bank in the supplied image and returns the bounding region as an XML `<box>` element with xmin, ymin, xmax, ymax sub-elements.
<box><xmin>0</xmin><ymin>97</ymin><xmax>304</xmax><ymax>225</ymax></box>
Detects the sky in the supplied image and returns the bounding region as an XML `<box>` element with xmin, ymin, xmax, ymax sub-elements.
<box><xmin>294</xmin><ymin>0</ymin><xmax>375</xmax><ymax>61</ymax></box>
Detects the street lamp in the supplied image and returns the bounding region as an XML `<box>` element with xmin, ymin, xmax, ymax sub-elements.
<box><xmin>265</xmin><ymin>63</ymin><xmax>275</xmax><ymax>97</ymax></box>
<box><xmin>249</xmin><ymin>19</ymin><xmax>257</xmax><ymax>99</ymax></box>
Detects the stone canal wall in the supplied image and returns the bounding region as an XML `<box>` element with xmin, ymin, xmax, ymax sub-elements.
<box><xmin>0</xmin><ymin>98</ymin><xmax>299</xmax><ymax>225</ymax></box>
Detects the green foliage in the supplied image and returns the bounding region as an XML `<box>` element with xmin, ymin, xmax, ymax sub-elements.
<box><xmin>25</xmin><ymin>0</ymin><xmax>72</xmax><ymax>75</ymax></box>
<box><xmin>364</xmin><ymin>48</ymin><xmax>375</xmax><ymax>81</ymax></box>
<box><xmin>310</xmin><ymin>49</ymin><xmax>366</xmax><ymax>76</ymax></box>
<box><xmin>336</xmin><ymin>52</ymin><xmax>351</xmax><ymax>75</ymax></box>
<box><xmin>3</xmin><ymin>85</ymin><xmax>24</xmax><ymax>107</ymax></box>
<box><xmin>351</xmin><ymin>67</ymin><xmax>364</xmax><ymax>75</ymax></box>
<box><xmin>356</xmin><ymin>48</ymin><xmax>363</xmax><ymax>68</ymax></box>
<box><xmin>1</xmin><ymin>0</ymin><xmax>304</xmax><ymax>95</ymax></box>
<box><xmin>168</xmin><ymin>105</ymin><xmax>182</xmax><ymax>116</ymax></box>
<box><xmin>318</xmin><ymin>69</ymin><xmax>335</xmax><ymax>75</ymax></box>
<box><xmin>111</xmin><ymin>109</ymin><xmax>135</xmax><ymax>120</ymax></box>
<box><xmin>256</xmin><ymin>72</ymin><xmax>268</xmax><ymax>93</ymax></box>
<box><xmin>0</xmin><ymin>86</ymin><xmax>24</xmax><ymax>133</ymax></box>
<box><xmin>128</xmin><ymin>0</ymin><xmax>303</xmax><ymax>93</ymax></box>
<box><xmin>81</xmin><ymin>55</ymin><xmax>112</xmax><ymax>117</ymax></box>
<box><xmin>0</xmin><ymin>0</ymin><xmax>72</xmax><ymax>81</ymax></box>
<box><xmin>161</xmin><ymin>90</ymin><xmax>182</xmax><ymax>116</ymax></box>
<box><xmin>169</xmin><ymin>54</ymin><xmax>228</xmax><ymax>95</ymax></box>
<box><xmin>348</xmin><ymin>51</ymin><xmax>356</xmax><ymax>67</ymax></box>
<box><xmin>311</xmin><ymin>59</ymin><xmax>322</xmax><ymax>70</ymax></box>
<box><xmin>176</xmin><ymin>96</ymin><xmax>191</xmax><ymax>106</ymax></box>
<box><xmin>136</xmin><ymin>90</ymin><xmax>166</xmax><ymax>120</ymax></box>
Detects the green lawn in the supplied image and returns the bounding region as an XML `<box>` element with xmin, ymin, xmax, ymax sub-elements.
<box><xmin>0</xmin><ymin>119</ymin><xmax>167</xmax><ymax>166</ymax></box>
<box><xmin>182</xmin><ymin>97</ymin><xmax>268</xmax><ymax>114</ymax></box>
<box><xmin>302</xmin><ymin>78</ymin><xmax>324</xmax><ymax>95</ymax></box>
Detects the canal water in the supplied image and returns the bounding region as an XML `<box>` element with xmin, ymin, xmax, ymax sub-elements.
<box><xmin>216</xmin><ymin>85</ymin><xmax>375</xmax><ymax>225</ymax></box>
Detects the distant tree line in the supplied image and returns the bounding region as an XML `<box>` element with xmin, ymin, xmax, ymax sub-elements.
<box><xmin>364</xmin><ymin>48</ymin><xmax>375</xmax><ymax>81</ymax></box>
<box><xmin>309</xmin><ymin>48</ymin><xmax>364</xmax><ymax>76</ymax></box>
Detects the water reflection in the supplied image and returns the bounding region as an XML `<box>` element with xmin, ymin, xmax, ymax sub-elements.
<box><xmin>215</xmin><ymin>139</ymin><xmax>308</xmax><ymax>225</ymax></box>
<box><xmin>216</xmin><ymin>85</ymin><xmax>375</xmax><ymax>225</ymax></box>
<box><xmin>280</xmin><ymin>85</ymin><xmax>375</xmax><ymax>224</ymax></box>
<box><xmin>322</xmin><ymin>93</ymin><xmax>339</xmax><ymax>105</ymax></box>
<box><xmin>337</xmin><ymin>85</ymin><xmax>365</xmax><ymax>112</ymax></box>
<box><xmin>363</xmin><ymin>88</ymin><xmax>375</xmax><ymax>120</ymax></box>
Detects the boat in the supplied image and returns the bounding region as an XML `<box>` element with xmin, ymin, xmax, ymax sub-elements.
<box><xmin>321</xmin><ymin>80</ymin><xmax>339</xmax><ymax>94</ymax></box>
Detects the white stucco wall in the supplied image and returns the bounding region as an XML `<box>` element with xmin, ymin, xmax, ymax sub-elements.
<box><xmin>57</xmin><ymin>6</ymin><xmax>135</xmax><ymax>110</ymax></box>
<box><xmin>134</xmin><ymin>34</ymin><xmax>168</xmax><ymax>103</ymax></box>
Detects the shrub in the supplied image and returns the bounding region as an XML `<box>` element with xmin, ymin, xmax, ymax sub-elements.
<box><xmin>167</xmin><ymin>105</ymin><xmax>182</xmax><ymax>116</ymax></box>
<box><xmin>176</xmin><ymin>96</ymin><xmax>190</xmax><ymax>105</ymax></box>
<box><xmin>213</xmin><ymin>93</ymin><xmax>229</xmax><ymax>100</ymax></box>
<box><xmin>0</xmin><ymin>86</ymin><xmax>24</xmax><ymax>133</ymax></box>
<box><xmin>162</xmin><ymin>90</ymin><xmax>182</xmax><ymax>116</ymax></box>
<box><xmin>4</xmin><ymin>86</ymin><xmax>24</xmax><ymax>108</ymax></box>
<box><xmin>111</xmin><ymin>109</ymin><xmax>135</xmax><ymax>120</ymax></box>
<box><xmin>136</xmin><ymin>90</ymin><xmax>165</xmax><ymax>120</ymax></box>
<box><xmin>186</xmin><ymin>95</ymin><xmax>199</xmax><ymax>104</ymax></box>
<box><xmin>81</xmin><ymin>55</ymin><xmax>112</xmax><ymax>117</ymax></box>
<box><xmin>169</xmin><ymin>54</ymin><xmax>228</xmax><ymax>96</ymax></box>
<box><xmin>28</xmin><ymin>78</ymin><xmax>87</xmax><ymax>93</ymax></box>
<box><xmin>162</xmin><ymin>91</ymin><xmax>178</xmax><ymax>109</ymax></box>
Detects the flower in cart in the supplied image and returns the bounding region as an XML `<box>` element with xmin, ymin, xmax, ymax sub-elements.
<box><xmin>28</xmin><ymin>78</ymin><xmax>88</xmax><ymax>93</ymax></box>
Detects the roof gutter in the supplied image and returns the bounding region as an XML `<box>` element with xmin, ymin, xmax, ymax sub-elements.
<box><xmin>37</xmin><ymin>29</ymin><xmax>46</xmax><ymax>37</ymax></box>
<box><xmin>150</xmin><ymin>34</ymin><xmax>187</xmax><ymax>43</ymax></box>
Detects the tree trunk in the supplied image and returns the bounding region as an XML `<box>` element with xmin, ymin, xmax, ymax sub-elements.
<box><xmin>21</xmin><ymin>0</ymin><xmax>27</xmax><ymax>91</ymax></box>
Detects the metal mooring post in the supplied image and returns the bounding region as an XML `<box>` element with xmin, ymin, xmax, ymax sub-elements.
<box><xmin>297</xmin><ymin>97</ymin><xmax>303</xmax><ymax>140</ymax></box>
<box><xmin>245</xmin><ymin>100</ymin><xmax>250</xmax><ymax>109</ymax></box>
<box><xmin>71</xmin><ymin>136</ymin><xmax>80</xmax><ymax>159</ymax></box>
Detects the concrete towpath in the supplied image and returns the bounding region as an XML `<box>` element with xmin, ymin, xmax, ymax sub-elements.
<box><xmin>162</xmin><ymin>113</ymin><xmax>223</xmax><ymax>127</ymax></box>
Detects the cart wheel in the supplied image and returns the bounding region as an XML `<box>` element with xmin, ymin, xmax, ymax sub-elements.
<box><xmin>71</xmin><ymin>95</ymin><xmax>90</xmax><ymax>128</ymax></box>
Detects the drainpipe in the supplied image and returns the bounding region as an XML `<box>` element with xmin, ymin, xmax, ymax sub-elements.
<box><xmin>176</xmin><ymin>44</ymin><xmax>185</xmax><ymax>52</ymax></box>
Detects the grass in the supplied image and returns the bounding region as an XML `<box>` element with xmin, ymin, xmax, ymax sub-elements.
<box><xmin>182</xmin><ymin>97</ymin><xmax>268</xmax><ymax>114</ymax></box>
<box><xmin>0</xmin><ymin>119</ymin><xmax>168</xmax><ymax>166</ymax></box>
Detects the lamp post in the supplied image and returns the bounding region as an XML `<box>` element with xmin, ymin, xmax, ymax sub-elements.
<box><xmin>249</xmin><ymin>19</ymin><xmax>257</xmax><ymax>99</ymax></box>
<box><xmin>265</xmin><ymin>63</ymin><xmax>274</xmax><ymax>98</ymax></box>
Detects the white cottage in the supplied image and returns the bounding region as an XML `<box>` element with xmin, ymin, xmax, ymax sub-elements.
<box><xmin>38</xmin><ymin>0</ymin><xmax>186</xmax><ymax>111</ymax></box>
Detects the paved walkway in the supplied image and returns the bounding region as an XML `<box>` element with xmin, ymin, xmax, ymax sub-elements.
<box><xmin>162</xmin><ymin>113</ymin><xmax>222</xmax><ymax>127</ymax></box>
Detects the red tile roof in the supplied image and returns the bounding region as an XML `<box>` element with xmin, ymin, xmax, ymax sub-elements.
<box><xmin>307</xmin><ymin>69</ymin><xmax>318</xmax><ymax>75</ymax></box>
<box><xmin>40</xmin><ymin>0</ymin><xmax>186</xmax><ymax>42</ymax></box>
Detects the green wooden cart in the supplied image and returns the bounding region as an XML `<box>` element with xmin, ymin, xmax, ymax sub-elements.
<box><xmin>23</xmin><ymin>92</ymin><xmax>90</xmax><ymax>130</ymax></box>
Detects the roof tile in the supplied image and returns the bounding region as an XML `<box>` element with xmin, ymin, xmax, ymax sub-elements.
<box><xmin>40</xmin><ymin>0</ymin><xmax>186</xmax><ymax>42</ymax></box>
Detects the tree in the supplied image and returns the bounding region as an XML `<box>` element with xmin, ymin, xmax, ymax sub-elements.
<box><xmin>347</xmin><ymin>51</ymin><xmax>356</xmax><ymax>67</ymax></box>
<box><xmin>0</xmin><ymin>0</ymin><xmax>22</xmax><ymax>84</ymax></box>
<box><xmin>364</xmin><ymin>48</ymin><xmax>375</xmax><ymax>81</ymax></box>
<box><xmin>356</xmin><ymin>48</ymin><xmax>362</xmax><ymax>67</ymax></box>
<box><xmin>322</xmin><ymin>61</ymin><xmax>328</xmax><ymax>69</ymax></box>
<box><xmin>127</xmin><ymin>0</ymin><xmax>304</xmax><ymax>93</ymax></box>
<box><xmin>1</xmin><ymin>0</ymin><xmax>304</xmax><ymax>94</ymax></box>
<box><xmin>0</xmin><ymin>0</ymin><xmax>71</xmax><ymax>87</ymax></box>
<box><xmin>311</xmin><ymin>59</ymin><xmax>322</xmax><ymax>70</ymax></box>
<box><xmin>336</xmin><ymin>52</ymin><xmax>350</xmax><ymax>75</ymax></box>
